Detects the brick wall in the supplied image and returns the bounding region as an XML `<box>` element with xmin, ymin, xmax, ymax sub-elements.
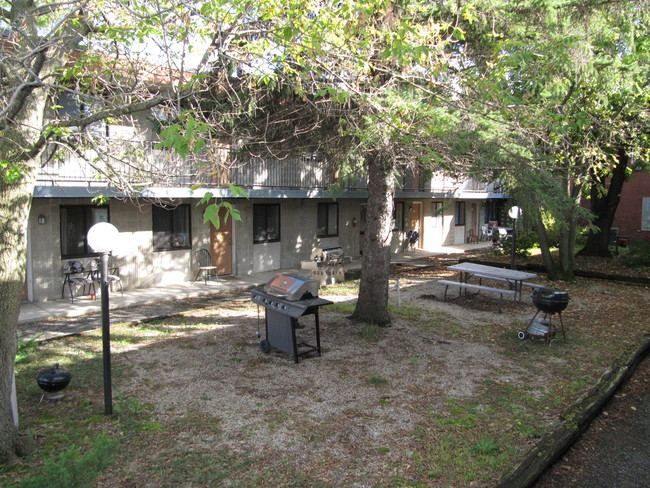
<box><xmin>613</xmin><ymin>171</ymin><xmax>650</xmax><ymax>244</ymax></box>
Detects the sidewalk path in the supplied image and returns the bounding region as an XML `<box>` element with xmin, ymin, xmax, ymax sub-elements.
<box><xmin>19</xmin><ymin>246</ymin><xmax>485</xmax><ymax>341</ymax></box>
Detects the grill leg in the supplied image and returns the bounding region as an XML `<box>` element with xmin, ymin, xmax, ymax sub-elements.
<box><xmin>527</xmin><ymin>310</ymin><xmax>540</xmax><ymax>329</ymax></box>
<box><xmin>314</xmin><ymin>310</ymin><xmax>322</xmax><ymax>358</ymax></box>
<box><xmin>291</xmin><ymin>318</ymin><xmax>299</xmax><ymax>363</ymax></box>
<box><xmin>557</xmin><ymin>312</ymin><xmax>567</xmax><ymax>341</ymax></box>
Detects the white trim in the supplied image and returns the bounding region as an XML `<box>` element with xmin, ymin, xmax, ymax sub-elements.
<box><xmin>642</xmin><ymin>197</ymin><xmax>650</xmax><ymax>231</ymax></box>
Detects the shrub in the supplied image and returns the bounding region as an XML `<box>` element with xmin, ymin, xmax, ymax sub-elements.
<box><xmin>492</xmin><ymin>232</ymin><xmax>538</xmax><ymax>258</ymax></box>
<box><xmin>621</xmin><ymin>240</ymin><xmax>650</xmax><ymax>269</ymax></box>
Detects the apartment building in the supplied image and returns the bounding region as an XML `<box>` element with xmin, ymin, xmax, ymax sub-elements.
<box><xmin>26</xmin><ymin>107</ymin><xmax>508</xmax><ymax>302</ymax></box>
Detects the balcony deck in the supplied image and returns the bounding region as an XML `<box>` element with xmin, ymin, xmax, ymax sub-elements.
<box><xmin>36</xmin><ymin>142</ymin><xmax>503</xmax><ymax>198</ymax></box>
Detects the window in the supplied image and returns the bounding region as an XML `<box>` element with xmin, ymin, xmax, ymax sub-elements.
<box><xmin>642</xmin><ymin>197</ymin><xmax>650</xmax><ymax>231</ymax></box>
<box><xmin>60</xmin><ymin>206</ymin><xmax>109</xmax><ymax>258</ymax></box>
<box><xmin>152</xmin><ymin>205</ymin><xmax>191</xmax><ymax>251</ymax></box>
<box><xmin>392</xmin><ymin>202</ymin><xmax>404</xmax><ymax>231</ymax></box>
<box><xmin>317</xmin><ymin>203</ymin><xmax>338</xmax><ymax>237</ymax></box>
<box><xmin>56</xmin><ymin>92</ymin><xmax>107</xmax><ymax>137</ymax></box>
<box><xmin>431</xmin><ymin>201</ymin><xmax>443</xmax><ymax>228</ymax></box>
<box><xmin>455</xmin><ymin>201</ymin><xmax>466</xmax><ymax>226</ymax></box>
<box><xmin>253</xmin><ymin>204</ymin><xmax>280</xmax><ymax>243</ymax></box>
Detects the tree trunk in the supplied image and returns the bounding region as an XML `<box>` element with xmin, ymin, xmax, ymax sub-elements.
<box><xmin>531</xmin><ymin>206</ymin><xmax>558</xmax><ymax>278</ymax></box>
<box><xmin>557</xmin><ymin>224</ymin><xmax>576</xmax><ymax>281</ymax></box>
<box><xmin>350</xmin><ymin>154</ymin><xmax>396</xmax><ymax>326</ymax></box>
<box><xmin>0</xmin><ymin>68</ymin><xmax>49</xmax><ymax>465</ymax></box>
<box><xmin>0</xmin><ymin>168</ymin><xmax>39</xmax><ymax>464</ymax></box>
<box><xmin>578</xmin><ymin>149</ymin><xmax>629</xmax><ymax>258</ymax></box>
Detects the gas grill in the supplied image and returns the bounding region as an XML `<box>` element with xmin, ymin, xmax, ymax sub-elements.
<box><xmin>251</xmin><ymin>273</ymin><xmax>333</xmax><ymax>363</ymax></box>
<box><xmin>310</xmin><ymin>246</ymin><xmax>345</xmax><ymax>265</ymax></box>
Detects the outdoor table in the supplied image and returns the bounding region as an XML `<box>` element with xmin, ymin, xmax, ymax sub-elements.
<box><xmin>446</xmin><ymin>262</ymin><xmax>537</xmax><ymax>302</ymax></box>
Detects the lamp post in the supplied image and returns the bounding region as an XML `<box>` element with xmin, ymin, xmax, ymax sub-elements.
<box><xmin>87</xmin><ymin>222</ymin><xmax>119</xmax><ymax>415</ymax></box>
<box><xmin>508</xmin><ymin>206</ymin><xmax>521</xmax><ymax>270</ymax></box>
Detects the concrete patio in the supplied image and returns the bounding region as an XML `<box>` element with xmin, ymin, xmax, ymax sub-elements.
<box><xmin>19</xmin><ymin>243</ymin><xmax>490</xmax><ymax>326</ymax></box>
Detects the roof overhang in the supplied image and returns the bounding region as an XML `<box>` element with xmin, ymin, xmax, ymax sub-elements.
<box><xmin>33</xmin><ymin>184</ymin><xmax>507</xmax><ymax>201</ymax></box>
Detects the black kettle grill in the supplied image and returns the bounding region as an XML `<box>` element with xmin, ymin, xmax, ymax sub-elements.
<box><xmin>532</xmin><ymin>288</ymin><xmax>570</xmax><ymax>314</ymax></box>
<box><xmin>519</xmin><ymin>288</ymin><xmax>570</xmax><ymax>342</ymax></box>
<box><xmin>36</xmin><ymin>363</ymin><xmax>72</xmax><ymax>401</ymax></box>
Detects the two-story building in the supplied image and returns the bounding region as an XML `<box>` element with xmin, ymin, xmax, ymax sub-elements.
<box><xmin>25</xmin><ymin>108</ymin><xmax>509</xmax><ymax>303</ymax></box>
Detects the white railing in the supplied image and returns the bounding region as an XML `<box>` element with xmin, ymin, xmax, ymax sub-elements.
<box><xmin>37</xmin><ymin>141</ymin><xmax>499</xmax><ymax>194</ymax></box>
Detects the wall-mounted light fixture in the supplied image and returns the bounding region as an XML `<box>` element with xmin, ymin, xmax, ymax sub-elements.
<box><xmin>37</xmin><ymin>214</ymin><xmax>46</xmax><ymax>225</ymax></box>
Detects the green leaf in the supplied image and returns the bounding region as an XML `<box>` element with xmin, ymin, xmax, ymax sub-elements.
<box><xmin>1</xmin><ymin>160</ymin><xmax>23</xmax><ymax>184</ymax></box>
<box><xmin>228</xmin><ymin>184</ymin><xmax>249</xmax><ymax>199</ymax></box>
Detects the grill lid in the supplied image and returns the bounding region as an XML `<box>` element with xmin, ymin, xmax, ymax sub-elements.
<box><xmin>310</xmin><ymin>246</ymin><xmax>344</xmax><ymax>264</ymax></box>
<box><xmin>263</xmin><ymin>273</ymin><xmax>319</xmax><ymax>301</ymax></box>
<box><xmin>532</xmin><ymin>288</ymin><xmax>570</xmax><ymax>314</ymax></box>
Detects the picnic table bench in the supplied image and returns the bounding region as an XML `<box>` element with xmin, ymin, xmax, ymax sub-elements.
<box><xmin>437</xmin><ymin>279</ymin><xmax>516</xmax><ymax>312</ymax></box>
<box><xmin>473</xmin><ymin>273</ymin><xmax>545</xmax><ymax>291</ymax></box>
<box><xmin>447</xmin><ymin>262</ymin><xmax>538</xmax><ymax>303</ymax></box>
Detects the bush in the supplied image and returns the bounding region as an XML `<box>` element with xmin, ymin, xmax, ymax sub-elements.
<box><xmin>621</xmin><ymin>241</ymin><xmax>650</xmax><ymax>269</ymax></box>
<box><xmin>492</xmin><ymin>233</ymin><xmax>538</xmax><ymax>258</ymax></box>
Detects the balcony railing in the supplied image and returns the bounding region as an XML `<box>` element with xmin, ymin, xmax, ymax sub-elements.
<box><xmin>37</xmin><ymin>140</ymin><xmax>500</xmax><ymax>195</ymax></box>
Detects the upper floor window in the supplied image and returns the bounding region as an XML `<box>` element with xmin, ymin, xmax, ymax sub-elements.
<box><xmin>253</xmin><ymin>204</ymin><xmax>280</xmax><ymax>243</ymax></box>
<box><xmin>60</xmin><ymin>205</ymin><xmax>109</xmax><ymax>259</ymax></box>
<box><xmin>455</xmin><ymin>201</ymin><xmax>466</xmax><ymax>226</ymax></box>
<box><xmin>317</xmin><ymin>203</ymin><xmax>338</xmax><ymax>237</ymax></box>
<box><xmin>153</xmin><ymin>204</ymin><xmax>191</xmax><ymax>251</ymax></box>
<box><xmin>56</xmin><ymin>92</ymin><xmax>107</xmax><ymax>137</ymax></box>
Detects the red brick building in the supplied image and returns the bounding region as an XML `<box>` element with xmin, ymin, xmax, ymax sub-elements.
<box><xmin>613</xmin><ymin>170</ymin><xmax>650</xmax><ymax>245</ymax></box>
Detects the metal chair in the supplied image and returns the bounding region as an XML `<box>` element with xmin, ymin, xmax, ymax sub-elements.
<box><xmin>467</xmin><ymin>228</ymin><xmax>478</xmax><ymax>244</ymax></box>
<box><xmin>194</xmin><ymin>248</ymin><xmax>219</xmax><ymax>284</ymax></box>
<box><xmin>62</xmin><ymin>261</ymin><xmax>95</xmax><ymax>303</ymax></box>
<box><xmin>88</xmin><ymin>258</ymin><xmax>123</xmax><ymax>296</ymax></box>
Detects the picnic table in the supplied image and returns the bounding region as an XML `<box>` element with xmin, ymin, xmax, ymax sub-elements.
<box><xmin>446</xmin><ymin>262</ymin><xmax>539</xmax><ymax>302</ymax></box>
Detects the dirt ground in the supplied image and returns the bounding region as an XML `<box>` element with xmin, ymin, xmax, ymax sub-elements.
<box><xmin>114</xmin><ymin>288</ymin><xmax>520</xmax><ymax>485</ymax></box>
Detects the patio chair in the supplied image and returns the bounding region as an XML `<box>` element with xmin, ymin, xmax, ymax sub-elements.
<box><xmin>467</xmin><ymin>228</ymin><xmax>478</xmax><ymax>244</ymax></box>
<box><xmin>62</xmin><ymin>260</ymin><xmax>95</xmax><ymax>303</ymax></box>
<box><xmin>480</xmin><ymin>224</ymin><xmax>491</xmax><ymax>241</ymax></box>
<box><xmin>89</xmin><ymin>258</ymin><xmax>123</xmax><ymax>296</ymax></box>
<box><xmin>194</xmin><ymin>248</ymin><xmax>219</xmax><ymax>284</ymax></box>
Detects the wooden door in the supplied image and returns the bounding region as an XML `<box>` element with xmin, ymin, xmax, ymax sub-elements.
<box><xmin>409</xmin><ymin>202</ymin><xmax>422</xmax><ymax>248</ymax></box>
<box><xmin>210</xmin><ymin>207</ymin><xmax>233</xmax><ymax>275</ymax></box>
